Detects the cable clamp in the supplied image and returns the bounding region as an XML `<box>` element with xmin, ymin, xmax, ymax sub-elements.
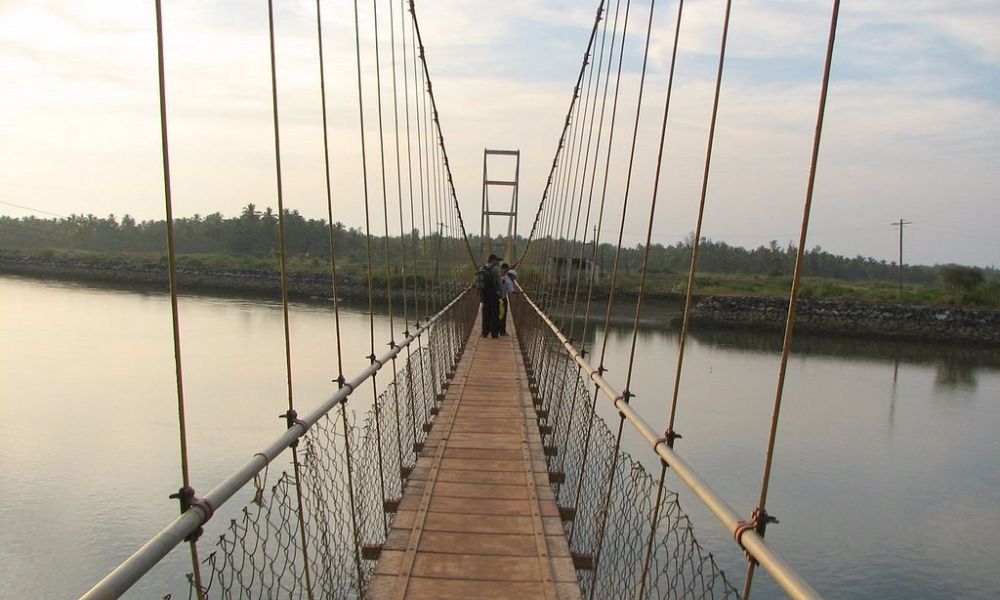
<box><xmin>280</xmin><ymin>409</ymin><xmax>308</xmax><ymax>448</ymax></box>
<box><xmin>734</xmin><ymin>507</ymin><xmax>778</xmax><ymax>563</ymax></box>
<box><xmin>280</xmin><ymin>409</ymin><xmax>308</xmax><ymax>431</ymax></box>
<box><xmin>169</xmin><ymin>486</ymin><xmax>214</xmax><ymax>542</ymax></box>
<box><xmin>662</xmin><ymin>428</ymin><xmax>682</xmax><ymax>448</ymax></box>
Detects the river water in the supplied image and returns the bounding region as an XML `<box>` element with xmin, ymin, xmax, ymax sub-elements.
<box><xmin>1</xmin><ymin>276</ymin><xmax>997</xmax><ymax>599</ymax></box>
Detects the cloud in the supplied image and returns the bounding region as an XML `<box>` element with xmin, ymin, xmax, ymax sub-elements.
<box><xmin>0</xmin><ymin>0</ymin><xmax>997</xmax><ymax>266</ymax></box>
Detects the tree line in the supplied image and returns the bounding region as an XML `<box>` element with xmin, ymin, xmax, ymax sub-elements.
<box><xmin>1</xmin><ymin>206</ymin><xmax>996</xmax><ymax>287</ymax></box>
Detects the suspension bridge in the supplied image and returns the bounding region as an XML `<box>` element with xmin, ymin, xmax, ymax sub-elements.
<box><xmin>79</xmin><ymin>0</ymin><xmax>843</xmax><ymax>598</ymax></box>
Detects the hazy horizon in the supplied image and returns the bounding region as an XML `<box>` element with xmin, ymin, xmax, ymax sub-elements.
<box><xmin>1</xmin><ymin>1</ymin><xmax>997</xmax><ymax>267</ymax></box>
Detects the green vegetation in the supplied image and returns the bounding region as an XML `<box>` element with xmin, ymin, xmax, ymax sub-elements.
<box><xmin>2</xmin><ymin>208</ymin><xmax>998</xmax><ymax>307</ymax></box>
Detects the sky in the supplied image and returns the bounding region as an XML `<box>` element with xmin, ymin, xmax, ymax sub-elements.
<box><xmin>1</xmin><ymin>0</ymin><xmax>998</xmax><ymax>267</ymax></box>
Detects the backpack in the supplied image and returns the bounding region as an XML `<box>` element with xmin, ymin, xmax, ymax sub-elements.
<box><xmin>475</xmin><ymin>265</ymin><xmax>495</xmax><ymax>292</ymax></box>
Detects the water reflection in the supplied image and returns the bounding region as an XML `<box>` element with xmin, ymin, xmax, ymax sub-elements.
<box><xmin>934</xmin><ymin>358</ymin><xmax>979</xmax><ymax>391</ymax></box>
<box><xmin>578</xmin><ymin>316</ymin><xmax>1000</xmax><ymax>600</ymax></box>
<box><xmin>4</xmin><ymin>277</ymin><xmax>999</xmax><ymax>600</ymax></box>
<box><xmin>575</xmin><ymin>317</ymin><xmax>1000</xmax><ymax>393</ymax></box>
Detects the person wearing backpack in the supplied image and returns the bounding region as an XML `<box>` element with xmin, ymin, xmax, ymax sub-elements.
<box><xmin>476</xmin><ymin>254</ymin><xmax>503</xmax><ymax>337</ymax></box>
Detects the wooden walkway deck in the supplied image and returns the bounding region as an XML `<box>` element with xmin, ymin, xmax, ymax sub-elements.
<box><xmin>368</xmin><ymin>318</ymin><xmax>580</xmax><ymax>599</ymax></box>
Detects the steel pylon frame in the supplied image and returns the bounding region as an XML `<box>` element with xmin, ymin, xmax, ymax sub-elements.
<box><xmin>479</xmin><ymin>148</ymin><xmax>520</xmax><ymax>264</ymax></box>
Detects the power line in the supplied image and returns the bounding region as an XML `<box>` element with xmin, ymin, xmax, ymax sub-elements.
<box><xmin>0</xmin><ymin>200</ymin><xmax>67</xmax><ymax>219</ymax></box>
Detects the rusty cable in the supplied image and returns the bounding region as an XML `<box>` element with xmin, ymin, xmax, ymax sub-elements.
<box><xmin>152</xmin><ymin>0</ymin><xmax>205</xmax><ymax>595</ymax></box>
<box><xmin>744</xmin><ymin>2</ymin><xmax>842</xmax><ymax>598</ymax></box>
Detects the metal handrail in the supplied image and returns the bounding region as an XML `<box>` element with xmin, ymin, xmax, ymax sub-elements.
<box><xmin>80</xmin><ymin>288</ymin><xmax>473</xmax><ymax>600</ymax></box>
<box><xmin>517</xmin><ymin>288</ymin><xmax>822</xmax><ymax>600</ymax></box>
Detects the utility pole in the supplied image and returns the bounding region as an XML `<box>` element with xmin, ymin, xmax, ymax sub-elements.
<box><xmin>891</xmin><ymin>219</ymin><xmax>912</xmax><ymax>300</ymax></box>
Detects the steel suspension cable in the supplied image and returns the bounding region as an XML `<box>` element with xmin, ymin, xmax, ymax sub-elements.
<box><xmin>638</xmin><ymin>0</ymin><xmax>689</xmax><ymax>594</ymax></box>
<box><xmin>312</xmin><ymin>0</ymin><xmax>364</xmax><ymax>588</ymax></box>
<box><xmin>549</xmin><ymin>0</ymin><xmax>620</xmax><ymax>491</ymax></box>
<box><xmin>540</xmin><ymin>10</ymin><xmax>607</xmax><ymax>492</ymax></box>
<box><xmin>558</xmin><ymin>0</ymin><xmax>630</xmax><ymax>491</ymax></box>
<box><xmin>371</xmin><ymin>0</ymin><xmax>407</xmax><ymax>501</ymax></box>
<box><xmin>566</xmin><ymin>0</ymin><xmax>623</xmax><ymax>343</ymax></box>
<box><xmin>351</xmin><ymin>0</ymin><xmax>389</xmax><ymax>536</ymax></box>
<box><xmin>589</xmin><ymin>1</ymin><xmax>670</xmax><ymax>578</ymax></box>
<box><xmin>395</xmin><ymin>0</ymin><xmax>423</xmax><ymax>459</ymax></box>
<box><xmin>556</xmin><ymin>0</ymin><xmax>612</xmax><ymax>333</ymax></box>
<box><xmin>551</xmin><ymin>23</ymin><xmax>603</xmax><ymax>319</ymax></box>
<box><xmin>410</xmin><ymin>16</ymin><xmax>443</xmax><ymax>409</ymax></box>
<box><xmin>265</xmin><ymin>2</ymin><xmax>315</xmax><ymax>596</ymax></box>
<box><xmin>539</xmin><ymin>105</ymin><xmax>579</xmax><ymax>310</ymax></box>
<box><xmin>408</xmin><ymin>0</ymin><xmax>477</xmax><ymax>271</ymax></box>
<box><xmin>664</xmin><ymin>0</ymin><xmax>716</xmax><ymax>447</ymax></box>
<box><xmin>621</xmin><ymin>0</ymin><xmax>702</xmax><ymax>408</ymax></box>
<box><xmin>517</xmin><ymin>2</ymin><xmax>607</xmax><ymax>267</ymax></box>
<box><xmin>577</xmin><ymin>0</ymin><xmax>632</xmax><ymax>358</ymax></box>
<box><xmin>742</xmin><ymin>3</ymin><xmax>842</xmax><ymax>598</ymax></box>
<box><xmin>568</xmin><ymin>0</ymin><xmax>655</xmax><ymax>549</ymax></box>
<box><xmin>410</xmin><ymin>13</ymin><xmax>432</xmax><ymax>322</ymax></box>
<box><xmin>152</xmin><ymin>1</ymin><xmax>205</xmax><ymax>595</ymax></box>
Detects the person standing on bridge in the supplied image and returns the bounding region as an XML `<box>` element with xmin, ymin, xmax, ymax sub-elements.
<box><xmin>476</xmin><ymin>254</ymin><xmax>503</xmax><ymax>338</ymax></box>
<box><xmin>498</xmin><ymin>263</ymin><xmax>515</xmax><ymax>336</ymax></box>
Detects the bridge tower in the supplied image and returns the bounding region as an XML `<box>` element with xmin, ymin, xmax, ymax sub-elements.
<box><xmin>480</xmin><ymin>148</ymin><xmax>520</xmax><ymax>264</ymax></box>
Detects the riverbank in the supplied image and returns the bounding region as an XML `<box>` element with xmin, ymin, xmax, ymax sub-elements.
<box><xmin>690</xmin><ymin>295</ymin><xmax>1000</xmax><ymax>345</ymax></box>
<box><xmin>5</xmin><ymin>250</ymin><xmax>999</xmax><ymax>345</ymax></box>
<box><xmin>0</xmin><ymin>250</ymin><xmax>384</xmax><ymax>306</ymax></box>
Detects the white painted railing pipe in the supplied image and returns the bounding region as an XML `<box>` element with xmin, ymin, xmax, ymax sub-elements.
<box><xmin>518</xmin><ymin>289</ymin><xmax>822</xmax><ymax>600</ymax></box>
<box><xmin>80</xmin><ymin>289</ymin><xmax>472</xmax><ymax>600</ymax></box>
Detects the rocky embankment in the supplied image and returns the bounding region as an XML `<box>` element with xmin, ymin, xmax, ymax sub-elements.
<box><xmin>690</xmin><ymin>296</ymin><xmax>1000</xmax><ymax>345</ymax></box>
<box><xmin>0</xmin><ymin>252</ymin><xmax>378</xmax><ymax>303</ymax></box>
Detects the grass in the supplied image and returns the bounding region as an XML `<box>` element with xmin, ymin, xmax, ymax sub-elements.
<box><xmin>5</xmin><ymin>248</ymin><xmax>999</xmax><ymax>308</ymax></box>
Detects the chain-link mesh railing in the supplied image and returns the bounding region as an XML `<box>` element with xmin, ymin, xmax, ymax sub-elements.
<box><xmin>151</xmin><ymin>290</ymin><xmax>479</xmax><ymax>599</ymax></box>
<box><xmin>511</xmin><ymin>294</ymin><xmax>739</xmax><ymax>600</ymax></box>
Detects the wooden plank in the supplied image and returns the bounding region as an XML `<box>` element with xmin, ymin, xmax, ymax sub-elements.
<box><xmin>399</xmin><ymin>578</ymin><xmax>543</xmax><ymax>599</ymax></box>
<box><xmin>416</xmin><ymin>531</ymin><xmax>538</xmax><ymax>556</ymax></box>
<box><xmin>369</xmin><ymin>317</ymin><xmax>580</xmax><ymax>600</ymax></box>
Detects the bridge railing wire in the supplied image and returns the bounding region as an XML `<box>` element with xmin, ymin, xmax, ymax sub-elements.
<box><xmin>81</xmin><ymin>289</ymin><xmax>478</xmax><ymax>600</ymax></box>
<box><xmin>85</xmin><ymin>0</ymin><xmax>481</xmax><ymax>595</ymax></box>
<box><xmin>512</xmin><ymin>0</ymin><xmax>841</xmax><ymax>597</ymax></box>
<box><xmin>512</xmin><ymin>294</ymin><xmax>739</xmax><ymax>600</ymax></box>
<box><xmin>180</xmin><ymin>296</ymin><xmax>476</xmax><ymax>599</ymax></box>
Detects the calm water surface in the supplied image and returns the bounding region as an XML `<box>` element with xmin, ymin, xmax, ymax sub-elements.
<box><xmin>1</xmin><ymin>276</ymin><xmax>998</xmax><ymax>598</ymax></box>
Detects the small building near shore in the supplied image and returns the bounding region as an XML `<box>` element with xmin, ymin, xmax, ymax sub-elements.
<box><xmin>547</xmin><ymin>256</ymin><xmax>598</xmax><ymax>284</ymax></box>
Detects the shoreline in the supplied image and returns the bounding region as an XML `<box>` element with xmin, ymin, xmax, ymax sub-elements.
<box><xmin>4</xmin><ymin>252</ymin><xmax>999</xmax><ymax>345</ymax></box>
<box><xmin>689</xmin><ymin>295</ymin><xmax>1000</xmax><ymax>346</ymax></box>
